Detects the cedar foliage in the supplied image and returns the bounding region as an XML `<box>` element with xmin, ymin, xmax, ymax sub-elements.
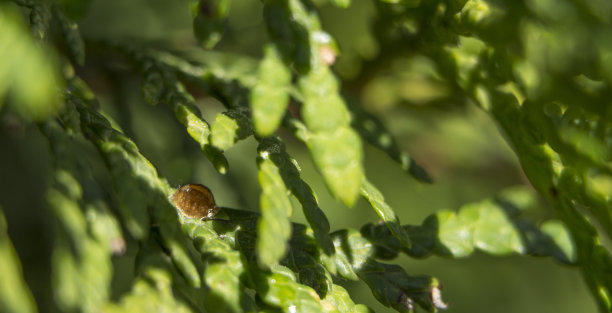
<box><xmin>1</xmin><ymin>0</ymin><xmax>611</xmax><ymax>312</ymax></box>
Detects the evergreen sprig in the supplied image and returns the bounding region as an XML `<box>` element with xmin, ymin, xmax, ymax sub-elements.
<box><xmin>0</xmin><ymin>0</ymin><xmax>610</xmax><ymax>312</ymax></box>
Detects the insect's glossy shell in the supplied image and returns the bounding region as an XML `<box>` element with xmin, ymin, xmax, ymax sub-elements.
<box><xmin>171</xmin><ymin>184</ymin><xmax>219</xmax><ymax>219</ymax></box>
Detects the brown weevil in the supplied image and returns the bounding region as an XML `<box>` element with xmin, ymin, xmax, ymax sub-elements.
<box><xmin>171</xmin><ymin>184</ymin><xmax>219</xmax><ymax>220</ymax></box>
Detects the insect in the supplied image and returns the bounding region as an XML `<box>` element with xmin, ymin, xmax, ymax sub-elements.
<box><xmin>171</xmin><ymin>184</ymin><xmax>219</xmax><ymax>220</ymax></box>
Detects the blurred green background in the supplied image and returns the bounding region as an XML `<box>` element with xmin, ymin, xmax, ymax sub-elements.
<box><xmin>0</xmin><ymin>0</ymin><xmax>597</xmax><ymax>312</ymax></box>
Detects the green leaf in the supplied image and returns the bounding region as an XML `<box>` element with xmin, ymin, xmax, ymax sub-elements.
<box><xmin>191</xmin><ymin>0</ymin><xmax>231</xmax><ymax>49</ymax></box>
<box><xmin>168</xmin><ymin>85</ymin><xmax>229</xmax><ymax>173</ymax></box>
<box><xmin>360</xmin><ymin>179</ymin><xmax>411</xmax><ymax>248</ymax></box>
<box><xmin>540</xmin><ymin>220</ymin><xmax>576</xmax><ymax>264</ymax></box>
<box><xmin>263</xmin><ymin>0</ymin><xmax>365</xmax><ymax>206</ymax></box>
<box><xmin>153</xmin><ymin>199</ymin><xmax>203</xmax><ymax>289</ymax></box>
<box><xmin>361</xmin><ymin>187</ymin><xmax>574</xmax><ymax>263</ymax></box>
<box><xmin>329</xmin><ymin>229</ymin><xmax>446</xmax><ymax>312</ymax></box>
<box><xmin>74</xmin><ymin>101</ymin><xmax>201</xmax><ymax>288</ymax></box>
<box><xmin>0</xmin><ymin>208</ymin><xmax>38</xmax><ymax>313</ymax></box>
<box><xmin>40</xmin><ymin>120</ymin><xmax>125</xmax><ymax>257</ymax></box>
<box><xmin>323</xmin><ymin>284</ymin><xmax>373</xmax><ymax>313</ymax></box>
<box><xmin>430</xmin><ymin>210</ymin><xmax>474</xmax><ymax>258</ymax></box>
<box><xmin>430</xmin><ymin>199</ymin><xmax>526</xmax><ymax>257</ymax></box>
<box><xmin>137</xmin><ymin>61</ymin><xmax>230</xmax><ymax>173</ymax></box>
<box><xmin>25</xmin><ymin>1</ymin><xmax>52</xmax><ymax>40</ymax></box>
<box><xmin>207</xmin><ymin>207</ymin><xmax>449</xmax><ymax>313</ymax></box>
<box><xmin>255</xmin><ymin>266</ymin><xmax>325</xmax><ymax>313</ymax></box>
<box><xmin>141</xmin><ymin>67</ymin><xmax>165</xmax><ymax>105</ymax></box>
<box><xmin>204</xmin><ymin>263</ymin><xmax>242</xmax><ymax>313</ymax></box>
<box><xmin>211</xmin><ymin>113</ymin><xmax>239</xmax><ymax>150</ymax></box>
<box><xmin>251</xmin><ymin>44</ymin><xmax>292</xmax><ymax>136</ymax></box>
<box><xmin>54</xmin><ymin>8</ymin><xmax>85</xmax><ymax>66</ymax></box>
<box><xmin>0</xmin><ymin>4</ymin><xmax>62</xmax><ymax>120</ymax></box>
<box><xmin>328</xmin><ymin>229</ymin><xmax>373</xmax><ymax>275</ymax></box>
<box><xmin>263</xmin><ymin>0</ymin><xmax>313</xmax><ymax>73</ymax></box>
<box><xmin>202</xmin><ymin>242</ymin><xmax>245</xmax><ymax>312</ymax></box>
<box><xmin>330</xmin><ymin>0</ymin><xmax>351</xmax><ymax>8</ymax></box>
<box><xmin>349</xmin><ymin>103</ymin><xmax>432</xmax><ymax>183</ymax></box>
<box><xmin>103</xmin><ymin>249</ymin><xmax>194</xmax><ymax>313</ymax></box>
<box><xmin>361</xmin><ymin>223</ymin><xmax>436</xmax><ymax>259</ymax></box>
<box><xmin>495</xmin><ymin>185</ymin><xmax>538</xmax><ymax>213</ymax></box>
<box><xmin>210</xmin><ymin>109</ymin><xmax>252</xmax><ymax>151</ymax></box>
<box><xmin>360</xmin><ymin>223</ymin><xmax>402</xmax><ymax>260</ymax></box>
<box><xmin>358</xmin><ymin>261</ymin><xmax>447</xmax><ymax>312</ymax></box>
<box><xmin>256</xmin><ymin>155</ymin><xmax>293</xmax><ymax>268</ymax></box>
<box><xmin>306</xmin><ymin>128</ymin><xmax>364</xmax><ymax>207</ymax></box>
<box><xmin>403</xmin><ymin>225</ymin><xmax>437</xmax><ymax>258</ymax></box>
<box><xmin>182</xmin><ymin>221</ymin><xmax>246</xmax><ymax>313</ymax></box>
<box><xmin>470</xmin><ymin>200</ymin><xmax>525</xmax><ymax>255</ymax></box>
<box><xmin>259</xmin><ymin>137</ymin><xmax>335</xmax><ymax>255</ymax></box>
<box><xmin>47</xmin><ymin>178</ymin><xmax>113</xmax><ymax>312</ymax></box>
<box><xmin>76</xmin><ymin>102</ymin><xmax>151</xmax><ymax>239</ymax></box>
<box><xmin>284</xmin><ymin>224</ymin><xmax>334</xmax><ymax>296</ymax></box>
<box><xmin>299</xmin><ymin>67</ymin><xmax>351</xmax><ymax>133</ymax></box>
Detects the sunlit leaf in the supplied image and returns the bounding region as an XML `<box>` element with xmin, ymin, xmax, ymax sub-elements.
<box><xmin>0</xmin><ymin>208</ymin><xmax>37</xmax><ymax>313</ymax></box>
<box><xmin>256</xmin><ymin>154</ymin><xmax>293</xmax><ymax>268</ymax></box>
<box><xmin>251</xmin><ymin>45</ymin><xmax>291</xmax><ymax>136</ymax></box>
<box><xmin>0</xmin><ymin>4</ymin><xmax>62</xmax><ymax>120</ymax></box>
<box><xmin>361</xmin><ymin>179</ymin><xmax>411</xmax><ymax>248</ymax></box>
<box><xmin>541</xmin><ymin>220</ymin><xmax>576</xmax><ymax>264</ymax></box>
<box><xmin>306</xmin><ymin>128</ymin><xmax>364</xmax><ymax>207</ymax></box>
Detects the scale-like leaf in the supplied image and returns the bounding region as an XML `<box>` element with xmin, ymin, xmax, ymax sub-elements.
<box><xmin>330</xmin><ymin>228</ymin><xmax>446</xmax><ymax>313</ymax></box>
<box><xmin>190</xmin><ymin>0</ymin><xmax>231</xmax><ymax>49</ymax></box>
<box><xmin>0</xmin><ymin>4</ymin><xmax>62</xmax><ymax>120</ymax></box>
<box><xmin>0</xmin><ymin>208</ymin><xmax>37</xmax><ymax>313</ymax></box>
<box><xmin>170</xmin><ymin>93</ymin><xmax>228</xmax><ymax>173</ymax></box>
<box><xmin>350</xmin><ymin>103</ymin><xmax>432</xmax><ymax>183</ymax></box>
<box><xmin>470</xmin><ymin>201</ymin><xmax>525</xmax><ymax>255</ymax></box>
<box><xmin>103</xmin><ymin>242</ymin><xmax>194</xmax><ymax>313</ymax></box>
<box><xmin>540</xmin><ymin>220</ymin><xmax>576</xmax><ymax>264</ymax></box>
<box><xmin>211</xmin><ymin>113</ymin><xmax>240</xmax><ymax>151</ymax></box>
<box><xmin>299</xmin><ymin>67</ymin><xmax>351</xmax><ymax>133</ymax></box>
<box><xmin>182</xmin><ymin>222</ymin><xmax>245</xmax><ymax>313</ymax></box>
<box><xmin>330</xmin><ymin>0</ymin><xmax>351</xmax><ymax>8</ymax></box>
<box><xmin>256</xmin><ymin>155</ymin><xmax>293</xmax><ymax>268</ymax></box>
<box><xmin>75</xmin><ymin>100</ymin><xmax>201</xmax><ymax>288</ymax></box>
<box><xmin>54</xmin><ymin>8</ymin><xmax>85</xmax><ymax>65</ymax></box>
<box><xmin>48</xmin><ymin>176</ymin><xmax>112</xmax><ymax>313</ymax></box>
<box><xmin>361</xmin><ymin>187</ymin><xmax>577</xmax><ymax>264</ymax></box>
<box><xmin>259</xmin><ymin>137</ymin><xmax>334</xmax><ymax>255</ymax></box>
<box><xmin>361</xmin><ymin>179</ymin><xmax>411</xmax><ymax>248</ymax></box>
<box><xmin>307</xmin><ymin>128</ymin><xmax>363</xmax><ymax>207</ymax></box>
<box><xmin>323</xmin><ymin>284</ymin><xmax>373</xmax><ymax>313</ymax></box>
<box><xmin>430</xmin><ymin>210</ymin><xmax>474</xmax><ymax>258</ymax></box>
<box><xmin>255</xmin><ymin>266</ymin><xmax>325</xmax><ymax>313</ymax></box>
<box><xmin>251</xmin><ymin>45</ymin><xmax>291</xmax><ymax>136</ymax></box>
<box><xmin>264</xmin><ymin>0</ymin><xmax>365</xmax><ymax>207</ymax></box>
<box><xmin>210</xmin><ymin>109</ymin><xmax>253</xmax><ymax>151</ymax></box>
<box><xmin>136</xmin><ymin>59</ymin><xmax>229</xmax><ymax>173</ymax></box>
